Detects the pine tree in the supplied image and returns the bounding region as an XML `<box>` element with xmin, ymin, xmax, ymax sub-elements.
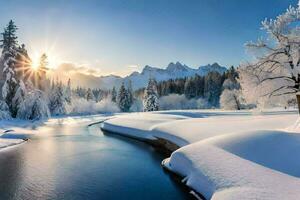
<box><xmin>0</xmin><ymin>20</ymin><xmax>21</xmax><ymax>117</ymax></box>
<box><xmin>0</xmin><ymin>20</ymin><xmax>18</xmax><ymax>52</ymax></box>
<box><xmin>17</xmin><ymin>90</ymin><xmax>50</xmax><ymax>120</ymax></box>
<box><xmin>111</xmin><ymin>86</ymin><xmax>117</xmax><ymax>102</ymax></box>
<box><xmin>204</xmin><ymin>72</ymin><xmax>223</xmax><ymax>107</ymax></box>
<box><xmin>117</xmin><ymin>83</ymin><xmax>130</xmax><ymax>112</ymax></box>
<box><xmin>86</xmin><ymin>88</ymin><xmax>94</xmax><ymax>101</ymax></box>
<box><xmin>143</xmin><ymin>78</ymin><xmax>159</xmax><ymax>112</ymax></box>
<box><xmin>49</xmin><ymin>81</ymin><xmax>66</xmax><ymax>115</ymax></box>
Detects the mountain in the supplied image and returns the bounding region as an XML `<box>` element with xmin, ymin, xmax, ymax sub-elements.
<box><xmin>53</xmin><ymin>62</ymin><xmax>227</xmax><ymax>90</ymax></box>
<box><xmin>120</xmin><ymin>62</ymin><xmax>227</xmax><ymax>90</ymax></box>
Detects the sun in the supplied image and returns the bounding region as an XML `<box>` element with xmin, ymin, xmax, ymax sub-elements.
<box><xmin>31</xmin><ymin>56</ymin><xmax>40</xmax><ymax>71</ymax></box>
<box><xmin>31</xmin><ymin>51</ymin><xmax>60</xmax><ymax>70</ymax></box>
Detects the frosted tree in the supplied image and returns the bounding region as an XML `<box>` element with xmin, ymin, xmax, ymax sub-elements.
<box><xmin>17</xmin><ymin>90</ymin><xmax>50</xmax><ymax>120</ymax></box>
<box><xmin>49</xmin><ymin>81</ymin><xmax>66</xmax><ymax>115</ymax></box>
<box><xmin>117</xmin><ymin>83</ymin><xmax>130</xmax><ymax>112</ymax></box>
<box><xmin>220</xmin><ymin>89</ymin><xmax>241</xmax><ymax>110</ymax></box>
<box><xmin>65</xmin><ymin>78</ymin><xmax>72</xmax><ymax>104</ymax></box>
<box><xmin>86</xmin><ymin>88</ymin><xmax>94</xmax><ymax>101</ymax></box>
<box><xmin>0</xmin><ymin>20</ymin><xmax>22</xmax><ymax>117</ymax></box>
<box><xmin>111</xmin><ymin>86</ymin><xmax>117</xmax><ymax>102</ymax></box>
<box><xmin>241</xmin><ymin>1</ymin><xmax>300</xmax><ymax>112</ymax></box>
<box><xmin>143</xmin><ymin>78</ymin><xmax>159</xmax><ymax>112</ymax></box>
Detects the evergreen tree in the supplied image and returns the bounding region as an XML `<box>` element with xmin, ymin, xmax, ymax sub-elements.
<box><xmin>49</xmin><ymin>81</ymin><xmax>66</xmax><ymax>115</ymax></box>
<box><xmin>0</xmin><ymin>20</ymin><xmax>21</xmax><ymax>117</ymax></box>
<box><xmin>17</xmin><ymin>90</ymin><xmax>50</xmax><ymax>120</ymax></box>
<box><xmin>143</xmin><ymin>78</ymin><xmax>159</xmax><ymax>112</ymax></box>
<box><xmin>117</xmin><ymin>83</ymin><xmax>130</xmax><ymax>112</ymax></box>
<box><xmin>0</xmin><ymin>20</ymin><xmax>18</xmax><ymax>52</ymax></box>
<box><xmin>204</xmin><ymin>72</ymin><xmax>223</xmax><ymax>106</ymax></box>
<box><xmin>184</xmin><ymin>77</ymin><xmax>197</xmax><ymax>99</ymax></box>
<box><xmin>86</xmin><ymin>88</ymin><xmax>94</xmax><ymax>101</ymax></box>
<box><xmin>111</xmin><ymin>86</ymin><xmax>117</xmax><ymax>102</ymax></box>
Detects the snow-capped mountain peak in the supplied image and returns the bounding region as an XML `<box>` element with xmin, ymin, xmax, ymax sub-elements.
<box><xmin>166</xmin><ymin>61</ymin><xmax>190</xmax><ymax>72</ymax></box>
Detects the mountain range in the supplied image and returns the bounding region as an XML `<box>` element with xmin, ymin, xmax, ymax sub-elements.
<box><xmin>54</xmin><ymin>62</ymin><xmax>227</xmax><ymax>90</ymax></box>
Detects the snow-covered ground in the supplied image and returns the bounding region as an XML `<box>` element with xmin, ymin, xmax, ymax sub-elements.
<box><xmin>101</xmin><ymin>109</ymin><xmax>300</xmax><ymax>199</ymax></box>
<box><xmin>0</xmin><ymin>119</ymin><xmax>38</xmax><ymax>151</ymax></box>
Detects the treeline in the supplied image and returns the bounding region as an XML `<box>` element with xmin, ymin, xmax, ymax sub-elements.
<box><xmin>136</xmin><ymin>67</ymin><xmax>238</xmax><ymax>107</ymax></box>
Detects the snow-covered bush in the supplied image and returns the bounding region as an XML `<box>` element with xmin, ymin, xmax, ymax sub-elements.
<box><xmin>0</xmin><ymin>100</ymin><xmax>11</xmax><ymax>119</ymax></box>
<box><xmin>95</xmin><ymin>98</ymin><xmax>119</xmax><ymax>113</ymax></box>
<box><xmin>159</xmin><ymin>94</ymin><xmax>209</xmax><ymax>110</ymax></box>
<box><xmin>17</xmin><ymin>90</ymin><xmax>50</xmax><ymax>120</ymax></box>
<box><xmin>66</xmin><ymin>97</ymin><xmax>119</xmax><ymax>115</ymax></box>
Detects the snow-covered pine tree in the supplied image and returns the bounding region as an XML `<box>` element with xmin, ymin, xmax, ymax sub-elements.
<box><xmin>0</xmin><ymin>20</ymin><xmax>23</xmax><ymax>117</ymax></box>
<box><xmin>49</xmin><ymin>81</ymin><xmax>66</xmax><ymax>115</ymax></box>
<box><xmin>86</xmin><ymin>88</ymin><xmax>94</xmax><ymax>101</ymax></box>
<box><xmin>65</xmin><ymin>78</ymin><xmax>72</xmax><ymax>104</ymax></box>
<box><xmin>143</xmin><ymin>78</ymin><xmax>159</xmax><ymax>112</ymax></box>
<box><xmin>117</xmin><ymin>83</ymin><xmax>130</xmax><ymax>112</ymax></box>
<box><xmin>17</xmin><ymin>90</ymin><xmax>50</xmax><ymax>120</ymax></box>
<box><xmin>111</xmin><ymin>86</ymin><xmax>117</xmax><ymax>102</ymax></box>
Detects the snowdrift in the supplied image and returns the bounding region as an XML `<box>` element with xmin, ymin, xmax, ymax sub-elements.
<box><xmin>101</xmin><ymin>110</ymin><xmax>300</xmax><ymax>199</ymax></box>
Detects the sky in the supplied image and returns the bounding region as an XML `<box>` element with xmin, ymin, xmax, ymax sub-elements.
<box><xmin>0</xmin><ymin>0</ymin><xmax>298</xmax><ymax>76</ymax></box>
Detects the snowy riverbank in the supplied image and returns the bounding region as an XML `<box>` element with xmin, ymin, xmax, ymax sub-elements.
<box><xmin>0</xmin><ymin>119</ymin><xmax>38</xmax><ymax>151</ymax></box>
<box><xmin>101</xmin><ymin>109</ymin><xmax>300</xmax><ymax>199</ymax></box>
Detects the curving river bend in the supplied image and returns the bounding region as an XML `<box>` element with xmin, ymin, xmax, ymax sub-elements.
<box><xmin>0</xmin><ymin>115</ymin><xmax>193</xmax><ymax>200</ymax></box>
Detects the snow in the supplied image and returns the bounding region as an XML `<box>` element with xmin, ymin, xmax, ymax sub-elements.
<box><xmin>0</xmin><ymin>120</ymin><xmax>36</xmax><ymax>151</ymax></box>
<box><xmin>101</xmin><ymin>109</ymin><xmax>300</xmax><ymax>199</ymax></box>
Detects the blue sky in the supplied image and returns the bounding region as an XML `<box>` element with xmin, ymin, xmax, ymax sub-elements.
<box><xmin>0</xmin><ymin>0</ymin><xmax>297</xmax><ymax>76</ymax></box>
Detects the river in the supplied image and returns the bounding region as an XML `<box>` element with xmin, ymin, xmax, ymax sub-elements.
<box><xmin>0</xmin><ymin>115</ymin><xmax>193</xmax><ymax>200</ymax></box>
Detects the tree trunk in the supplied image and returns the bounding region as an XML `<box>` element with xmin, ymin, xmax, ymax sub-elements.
<box><xmin>297</xmin><ymin>94</ymin><xmax>300</xmax><ymax>114</ymax></box>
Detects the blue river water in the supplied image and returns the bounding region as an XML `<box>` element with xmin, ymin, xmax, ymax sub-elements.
<box><xmin>0</xmin><ymin>116</ymin><xmax>193</xmax><ymax>200</ymax></box>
